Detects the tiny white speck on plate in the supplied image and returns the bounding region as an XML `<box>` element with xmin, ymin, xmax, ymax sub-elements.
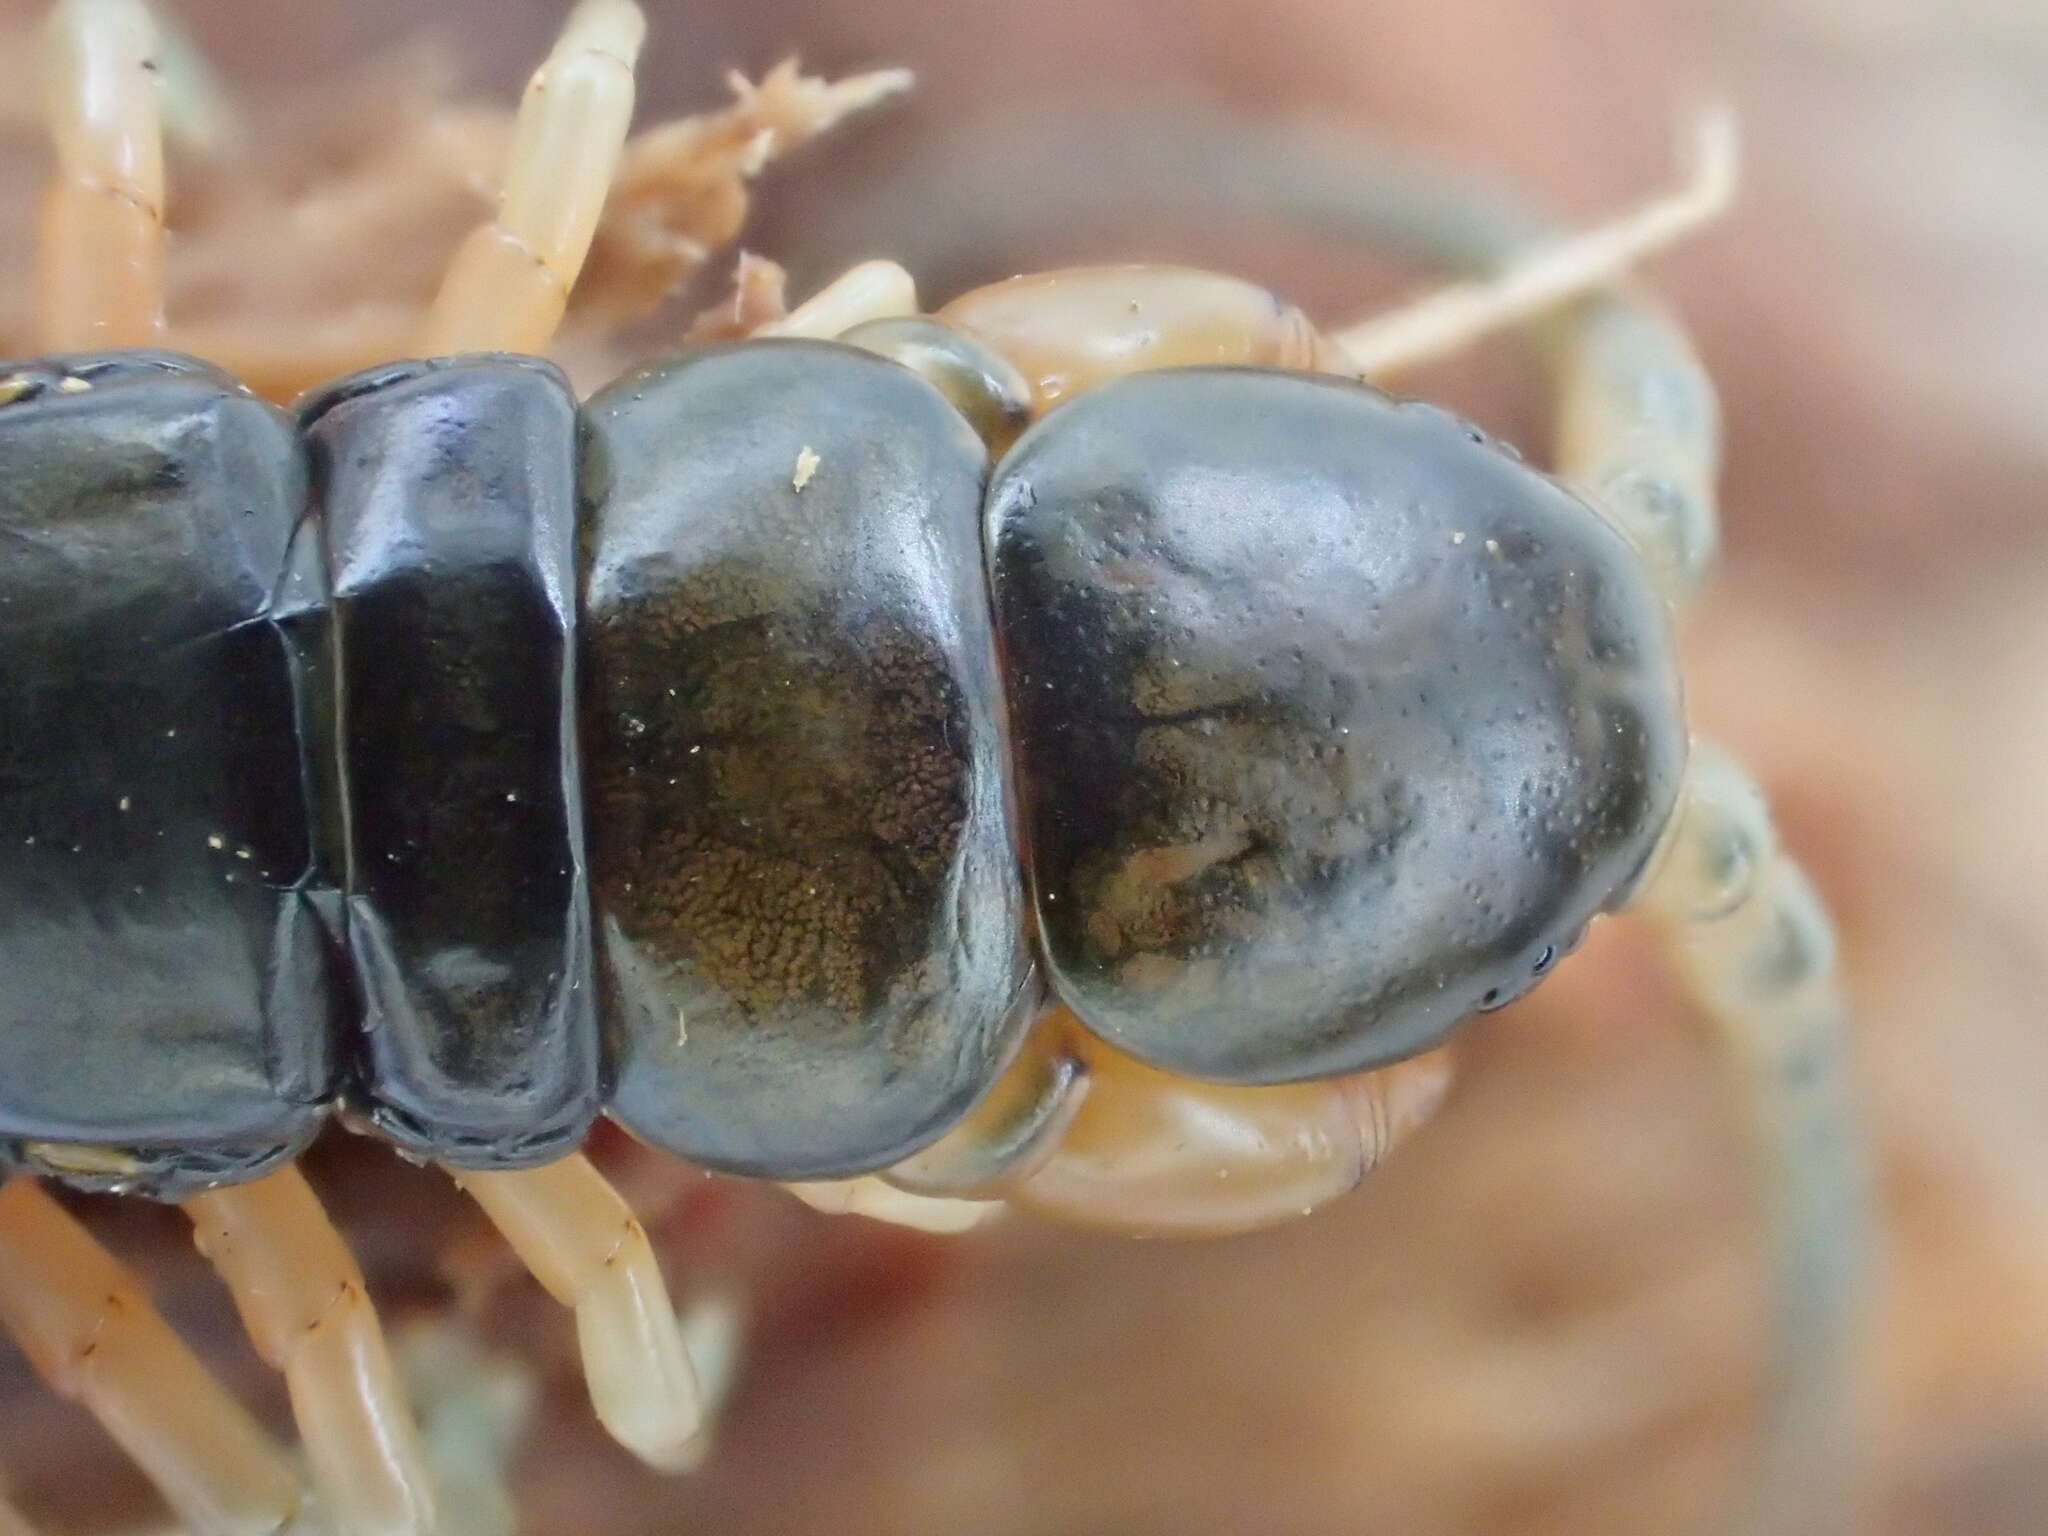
<box><xmin>206</xmin><ymin>833</ymin><xmax>225</xmax><ymax>850</ymax></box>
<box><xmin>792</xmin><ymin>445</ymin><xmax>821</xmax><ymax>492</ymax></box>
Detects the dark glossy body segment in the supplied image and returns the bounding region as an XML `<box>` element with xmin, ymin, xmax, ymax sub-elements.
<box><xmin>987</xmin><ymin>367</ymin><xmax>1685</xmax><ymax>1083</ymax></box>
<box><xmin>581</xmin><ymin>339</ymin><xmax>1035</xmax><ymax>1178</ymax></box>
<box><xmin>305</xmin><ymin>356</ymin><xmax>597</xmax><ymax>1169</ymax></box>
<box><xmin>0</xmin><ymin>352</ymin><xmax>337</xmax><ymax>1197</ymax></box>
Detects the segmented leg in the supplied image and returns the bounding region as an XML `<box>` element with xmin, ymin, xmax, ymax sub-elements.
<box><xmin>420</xmin><ymin>0</ymin><xmax>645</xmax><ymax>354</ymax></box>
<box><xmin>1633</xmin><ymin>743</ymin><xmax>1868</xmax><ymax>1536</ymax></box>
<box><xmin>874</xmin><ymin>1009</ymin><xmax>1454</xmax><ymax>1237</ymax></box>
<box><xmin>184</xmin><ymin>1167</ymin><xmax>437</xmax><ymax>1536</ymax></box>
<box><xmin>1005</xmin><ymin>1022</ymin><xmax>1454</xmax><ymax>1237</ymax></box>
<box><xmin>0</xmin><ymin>1179</ymin><xmax>309</xmax><ymax>1536</ymax></box>
<box><xmin>937</xmin><ymin>265</ymin><xmax>1329</xmax><ymax>411</ymax></box>
<box><xmin>36</xmin><ymin>0</ymin><xmax>165</xmax><ymax>349</ymax></box>
<box><xmin>1541</xmin><ymin>289</ymin><xmax>1721</xmax><ymax>603</ymax></box>
<box><xmin>754</xmin><ymin>258</ymin><xmax>918</xmax><ymax>338</ymax></box>
<box><xmin>454</xmin><ymin>1155</ymin><xmax>704</xmax><ymax>1472</ymax></box>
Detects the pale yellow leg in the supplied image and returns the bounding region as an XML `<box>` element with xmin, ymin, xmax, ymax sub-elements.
<box><xmin>453</xmin><ymin>1155</ymin><xmax>704</xmax><ymax>1472</ymax></box>
<box><xmin>780</xmin><ymin>1177</ymin><xmax>1002</xmax><ymax>1234</ymax></box>
<box><xmin>1332</xmin><ymin>109</ymin><xmax>1736</xmax><ymax>379</ymax></box>
<box><xmin>1004</xmin><ymin>1025</ymin><xmax>1454</xmax><ymax>1238</ymax></box>
<box><xmin>877</xmin><ymin>1007</ymin><xmax>1453</xmax><ymax>1238</ymax></box>
<box><xmin>0</xmin><ymin>1179</ymin><xmax>309</xmax><ymax>1536</ymax></box>
<box><xmin>184</xmin><ymin>1167</ymin><xmax>437</xmax><ymax>1536</ymax></box>
<box><xmin>883</xmin><ymin>1024</ymin><xmax>1089</xmax><ymax>1198</ymax></box>
<box><xmin>937</xmin><ymin>264</ymin><xmax>1325</xmax><ymax>412</ymax></box>
<box><xmin>420</xmin><ymin>0</ymin><xmax>646</xmax><ymax>355</ymax></box>
<box><xmin>165</xmin><ymin>306</ymin><xmax>425</xmax><ymax>405</ymax></box>
<box><xmin>753</xmin><ymin>259</ymin><xmax>918</xmax><ymax>339</ymax></box>
<box><xmin>1636</xmin><ymin>742</ymin><xmax>1869</xmax><ymax>1536</ymax></box>
<box><xmin>36</xmin><ymin>0</ymin><xmax>166</xmax><ymax>350</ymax></box>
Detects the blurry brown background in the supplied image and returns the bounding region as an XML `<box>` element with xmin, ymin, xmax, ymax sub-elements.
<box><xmin>1</xmin><ymin>0</ymin><xmax>2045</xmax><ymax>1533</ymax></box>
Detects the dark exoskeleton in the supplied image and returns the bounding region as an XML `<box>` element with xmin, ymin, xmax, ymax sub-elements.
<box><xmin>0</xmin><ymin>325</ymin><xmax>1683</xmax><ymax>1198</ymax></box>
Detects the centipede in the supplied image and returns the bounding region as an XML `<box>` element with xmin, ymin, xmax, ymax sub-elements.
<box><xmin>0</xmin><ymin>2</ymin><xmax>1866</xmax><ymax>1534</ymax></box>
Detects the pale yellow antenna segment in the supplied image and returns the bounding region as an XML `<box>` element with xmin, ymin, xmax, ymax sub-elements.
<box><xmin>0</xmin><ymin>1178</ymin><xmax>310</xmax><ymax>1536</ymax></box>
<box><xmin>1635</xmin><ymin>743</ymin><xmax>1869</xmax><ymax>1536</ymax></box>
<box><xmin>421</xmin><ymin>0</ymin><xmax>647</xmax><ymax>356</ymax></box>
<box><xmin>1335</xmin><ymin>109</ymin><xmax>1738</xmax><ymax>379</ymax></box>
<box><xmin>185</xmin><ymin>1167</ymin><xmax>440</xmax><ymax>1536</ymax></box>
<box><xmin>36</xmin><ymin>0</ymin><xmax>167</xmax><ymax>350</ymax></box>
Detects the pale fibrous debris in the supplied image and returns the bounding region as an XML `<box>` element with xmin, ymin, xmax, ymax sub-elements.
<box><xmin>681</xmin><ymin>250</ymin><xmax>790</xmax><ymax>340</ymax></box>
<box><xmin>571</xmin><ymin>59</ymin><xmax>913</xmax><ymax>329</ymax></box>
<box><xmin>395</xmin><ymin>1321</ymin><xmax>539</xmax><ymax>1536</ymax></box>
<box><xmin>0</xmin><ymin>24</ymin><xmax>909</xmax><ymax>395</ymax></box>
<box><xmin>792</xmin><ymin>444</ymin><xmax>820</xmax><ymax>491</ymax></box>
